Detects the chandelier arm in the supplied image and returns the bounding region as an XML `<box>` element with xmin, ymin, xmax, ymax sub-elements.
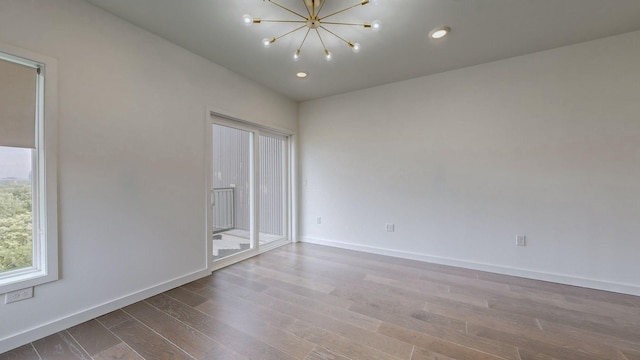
<box><xmin>321</xmin><ymin>21</ymin><xmax>368</xmax><ymax>26</ymax></box>
<box><xmin>319</xmin><ymin>2</ymin><xmax>367</xmax><ymax>21</ymax></box>
<box><xmin>302</xmin><ymin>0</ymin><xmax>312</xmax><ymax>17</ymax></box>
<box><xmin>299</xmin><ymin>27</ymin><xmax>312</xmax><ymax>50</ymax></box>
<box><xmin>267</xmin><ymin>0</ymin><xmax>307</xmax><ymax>19</ymax></box>
<box><xmin>274</xmin><ymin>25</ymin><xmax>308</xmax><ymax>41</ymax></box>
<box><xmin>314</xmin><ymin>28</ymin><xmax>328</xmax><ymax>50</ymax></box>
<box><xmin>319</xmin><ymin>26</ymin><xmax>351</xmax><ymax>46</ymax></box>
<box><xmin>260</xmin><ymin>20</ymin><xmax>307</xmax><ymax>23</ymax></box>
<box><xmin>316</xmin><ymin>0</ymin><xmax>327</xmax><ymax>17</ymax></box>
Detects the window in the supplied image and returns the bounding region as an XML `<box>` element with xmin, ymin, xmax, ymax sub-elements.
<box><xmin>0</xmin><ymin>45</ymin><xmax>58</xmax><ymax>294</ymax></box>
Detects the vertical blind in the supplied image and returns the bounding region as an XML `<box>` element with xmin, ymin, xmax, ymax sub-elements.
<box><xmin>0</xmin><ymin>57</ymin><xmax>38</xmax><ymax>149</ymax></box>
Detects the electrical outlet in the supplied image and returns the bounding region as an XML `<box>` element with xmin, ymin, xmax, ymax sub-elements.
<box><xmin>385</xmin><ymin>223</ymin><xmax>395</xmax><ymax>232</ymax></box>
<box><xmin>516</xmin><ymin>235</ymin><xmax>526</xmax><ymax>246</ymax></box>
<box><xmin>316</xmin><ymin>216</ymin><xmax>322</xmax><ymax>225</ymax></box>
<box><xmin>5</xmin><ymin>287</ymin><xmax>33</xmax><ymax>304</ymax></box>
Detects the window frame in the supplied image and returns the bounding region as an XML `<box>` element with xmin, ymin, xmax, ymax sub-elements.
<box><xmin>0</xmin><ymin>44</ymin><xmax>58</xmax><ymax>295</ymax></box>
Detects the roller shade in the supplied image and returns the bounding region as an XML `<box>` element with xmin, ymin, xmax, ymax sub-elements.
<box><xmin>0</xmin><ymin>57</ymin><xmax>37</xmax><ymax>149</ymax></box>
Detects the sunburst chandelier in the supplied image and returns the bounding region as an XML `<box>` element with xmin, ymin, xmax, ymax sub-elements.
<box><xmin>243</xmin><ymin>0</ymin><xmax>380</xmax><ymax>61</ymax></box>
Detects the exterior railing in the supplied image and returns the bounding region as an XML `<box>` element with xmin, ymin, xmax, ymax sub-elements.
<box><xmin>213</xmin><ymin>188</ymin><xmax>234</xmax><ymax>233</ymax></box>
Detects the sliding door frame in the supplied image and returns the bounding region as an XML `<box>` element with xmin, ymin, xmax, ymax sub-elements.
<box><xmin>206</xmin><ymin>109</ymin><xmax>294</xmax><ymax>271</ymax></box>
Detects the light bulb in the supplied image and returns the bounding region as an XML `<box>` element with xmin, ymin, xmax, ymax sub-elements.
<box><xmin>351</xmin><ymin>42</ymin><xmax>361</xmax><ymax>53</ymax></box>
<box><xmin>262</xmin><ymin>37</ymin><xmax>275</xmax><ymax>48</ymax></box>
<box><xmin>293</xmin><ymin>49</ymin><xmax>301</xmax><ymax>61</ymax></box>
<box><xmin>242</xmin><ymin>14</ymin><xmax>253</xmax><ymax>26</ymax></box>
<box><xmin>371</xmin><ymin>20</ymin><xmax>381</xmax><ymax>31</ymax></box>
<box><xmin>324</xmin><ymin>49</ymin><xmax>333</xmax><ymax>61</ymax></box>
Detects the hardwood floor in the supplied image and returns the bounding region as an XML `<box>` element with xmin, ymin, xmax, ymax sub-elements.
<box><xmin>2</xmin><ymin>243</ymin><xmax>640</xmax><ymax>359</ymax></box>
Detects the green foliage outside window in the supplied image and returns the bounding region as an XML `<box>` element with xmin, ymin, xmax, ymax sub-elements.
<box><xmin>0</xmin><ymin>181</ymin><xmax>33</xmax><ymax>272</ymax></box>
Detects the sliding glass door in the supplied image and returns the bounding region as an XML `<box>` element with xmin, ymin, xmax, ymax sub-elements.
<box><xmin>209</xmin><ymin>117</ymin><xmax>289</xmax><ymax>267</ymax></box>
<box><xmin>258</xmin><ymin>133</ymin><xmax>287</xmax><ymax>247</ymax></box>
<box><xmin>211</xmin><ymin>123</ymin><xmax>255</xmax><ymax>261</ymax></box>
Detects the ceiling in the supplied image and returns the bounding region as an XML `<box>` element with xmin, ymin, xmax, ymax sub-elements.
<box><xmin>84</xmin><ymin>0</ymin><xmax>640</xmax><ymax>101</ymax></box>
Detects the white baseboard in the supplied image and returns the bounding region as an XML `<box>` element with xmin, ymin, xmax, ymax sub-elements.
<box><xmin>0</xmin><ymin>268</ymin><xmax>211</xmax><ymax>354</ymax></box>
<box><xmin>301</xmin><ymin>237</ymin><xmax>640</xmax><ymax>296</ymax></box>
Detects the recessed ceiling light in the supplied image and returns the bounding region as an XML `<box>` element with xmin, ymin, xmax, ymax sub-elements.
<box><xmin>296</xmin><ymin>72</ymin><xmax>308</xmax><ymax>79</ymax></box>
<box><xmin>430</xmin><ymin>26</ymin><xmax>451</xmax><ymax>39</ymax></box>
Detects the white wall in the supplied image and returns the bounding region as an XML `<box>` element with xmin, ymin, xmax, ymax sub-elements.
<box><xmin>299</xmin><ymin>30</ymin><xmax>640</xmax><ymax>295</ymax></box>
<box><xmin>0</xmin><ymin>0</ymin><xmax>297</xmax><ymax>352</ymax></box>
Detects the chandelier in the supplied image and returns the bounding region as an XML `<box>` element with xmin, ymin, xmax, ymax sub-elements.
<box><xmin>243</xmin><ymin>0</ymin><xmax>380</xmax><ymax>61</ymax></box>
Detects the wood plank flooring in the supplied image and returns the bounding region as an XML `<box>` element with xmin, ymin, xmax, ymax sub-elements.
<box><xmin>2</xmin><ymin>243</ymin><xmax>640</xmax><ymax>359</ymax></box>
